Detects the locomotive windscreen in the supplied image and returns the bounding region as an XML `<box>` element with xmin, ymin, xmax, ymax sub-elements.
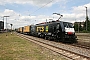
<box><xmin>63</xmin><ymin>22</ymin><xmax>73</xmax><ymax>28</ymax></box>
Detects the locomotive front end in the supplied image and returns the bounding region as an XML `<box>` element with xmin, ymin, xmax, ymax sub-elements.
<box><xmin>63</xmin><ymin>22</ymin><xmax>77</xmax><ymax>43</ymax></box>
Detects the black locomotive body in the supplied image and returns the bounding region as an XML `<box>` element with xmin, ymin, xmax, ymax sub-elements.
<box><xmin>30</xmin><ymin>21</ymin><xmax>77</xmax><ymax>43</ymax></box>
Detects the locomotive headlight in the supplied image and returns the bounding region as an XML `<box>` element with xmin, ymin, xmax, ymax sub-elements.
<box><xmin>52</xmin><ymin>34</ymin><xmax>54</xmax><ymax>36</ymax></box>
<box><xmin>65</xmin><ymin>32</ymin><xmax>68</xmax><ymax>34</ymax></box>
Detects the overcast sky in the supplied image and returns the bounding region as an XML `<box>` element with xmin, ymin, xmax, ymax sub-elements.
<box><xmin>0</xmin><ymin>0</ymin><xmax>90</xmax><ymax>29</ymax></box>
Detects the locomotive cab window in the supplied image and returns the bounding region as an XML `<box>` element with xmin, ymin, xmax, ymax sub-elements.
<box><xmin>56</xmin><ymin>24</ymin><xmax>60</xmax><ymax>30</ymax></box>
<box><xmin>68</xmin><ymin>23</ymin><xmax>73</xmax><ymax>28</ymax></box>
<box><xmin>57</xmin><ymin>23</ymin><xmax>62</xmax><ymax>31</ymax></box>
<box><xmin>63</xmin><ymin>22</ymin><xmax>73</xmax><ymax>28</ymax></box>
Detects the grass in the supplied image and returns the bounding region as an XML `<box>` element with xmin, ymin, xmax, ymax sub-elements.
<box><xmin>0</xmin><ymin>32</ymin><xmax>66</xmax><ymax>60</ymax></box>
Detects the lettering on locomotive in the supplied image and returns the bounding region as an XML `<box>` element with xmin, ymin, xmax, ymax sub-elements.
<box><xmin>46</xmin><ymin>26</ymin><xmax>48</xmax><ymax>32</ymax></box>
<box><xmin>37</xmin><ymin>26</ymin><xmax>44</xmax><ymax>32</ymax></box>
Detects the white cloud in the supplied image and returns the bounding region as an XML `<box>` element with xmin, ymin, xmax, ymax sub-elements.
<box><xmin>0</xmin><ymin>2</ymin><xmax>90</xmax><ymax>29</ymax></box>
<box><xmin>0</xmin><ymin>0</ymin><xmax>56</xmax><ymax>6</ymax></box>
<box><xmin>0</xmin><ymin>9</ymin><xmax>22</xmax><ymax>29</ymax></box>
<box><xmin>0</xmin><ymin>0</ymin><xmax>66</xmax><ymax>7</ymax></box>
<box><xmin>0</xmin><ymin>9</ymin><xmax>51</xmax><ymax>28</ymax></box>
<box><xmin>60</xmin><ymin>3</ymin><xmax>90</xmax><ymax>23</ymax></box>
<box><xmin>72</xmin><ymin>3</ymin><xmax>90</xmax><ymax>14</ymax></box>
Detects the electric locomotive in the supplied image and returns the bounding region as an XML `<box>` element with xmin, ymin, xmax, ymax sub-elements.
<box><xmin>33</xmin><ymin>20</ymin><xmax>77</xmax><ymax>43</ymax></box>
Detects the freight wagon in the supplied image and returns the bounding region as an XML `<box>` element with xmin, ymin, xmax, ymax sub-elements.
<box><xmin>18</xmin><ymin>27</ymin><xmax>24</xmax><ymax>33</ymax></box>
<box><xmin>23</xmin><ymin>25</ymin><xmax>30</xmax><ymax>35</ymax></box>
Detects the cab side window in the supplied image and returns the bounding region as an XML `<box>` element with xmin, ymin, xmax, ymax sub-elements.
<box><xmin>56</xmin><ymin>24</ymin><xmax>60</xmax><ymax>30</ymax></box>
<box><xmin>56</xmin><ymin>23</ymin><xmax>62</xmax><ymax>31</ymax></box>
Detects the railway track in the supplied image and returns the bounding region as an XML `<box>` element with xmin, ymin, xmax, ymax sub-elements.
<box><xmin>17</xmin><ymin>33</ymin><xmax>90</xmax><ymax>60</ymax></box>
<box><xmin>71</xmin><ymin>43</ymin><xmax>90</xmax><ymax>49</ymax></box>
<box><xmin>75</xmin><ymin>33</ymin><xmax>90</xmax><ymax>49</ymax></box>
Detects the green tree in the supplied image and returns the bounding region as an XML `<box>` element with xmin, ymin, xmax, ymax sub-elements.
<box><xmin>79</xmin><ymin>22</ymin><xmax>83</xmax><ymax>31</ymax></box>
<box><xmin>87</xmin><ymin>20</ymin><xmax>90</xmax><ymax>31</ymax></box>
<box><xmin>74</xmin><ymin>23</ymin><xmax>78</xmax><ymax>31</ymax></box>
<box><xmin>83</xmin><ymin>16</ymin><xmax>90</xmax><ymax>32</ymax></box>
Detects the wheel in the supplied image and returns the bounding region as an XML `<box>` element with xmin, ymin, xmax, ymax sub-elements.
<box><xmin>45</xmin><ymin>36</ymin><xmax>48</xmax><ymax>40</ymax></box>
<box><xmin>48</xmin><ymin>37</ymin><xmax>50</xmax><ymax>40</ymax></box>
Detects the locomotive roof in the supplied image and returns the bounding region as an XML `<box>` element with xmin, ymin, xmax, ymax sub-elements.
<box><xmin>35</xmin><ymin>21</ymin><xmax>69</xmax><ymax>25</ymax></box>
<box><xmin>35</xmin><ymin>21</ymin><xmax>73</xmax><ymax>27</ymax></box>
<box><xmin>36</xmin><ymin>21</ymin><xmax>61</xmax><ymax>25</ymax></box>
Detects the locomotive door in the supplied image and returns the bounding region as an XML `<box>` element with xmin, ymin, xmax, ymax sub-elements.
<box><xmin>56</xmin><ymin>23</ymin><xmax>62</xmax><ymax>39</ymax></box>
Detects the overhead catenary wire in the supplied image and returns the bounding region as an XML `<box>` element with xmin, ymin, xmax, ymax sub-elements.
<box><xmin>29</xmin><ymin>0</ymin><xmax>54</xmax><ymax>16</ymax></box>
